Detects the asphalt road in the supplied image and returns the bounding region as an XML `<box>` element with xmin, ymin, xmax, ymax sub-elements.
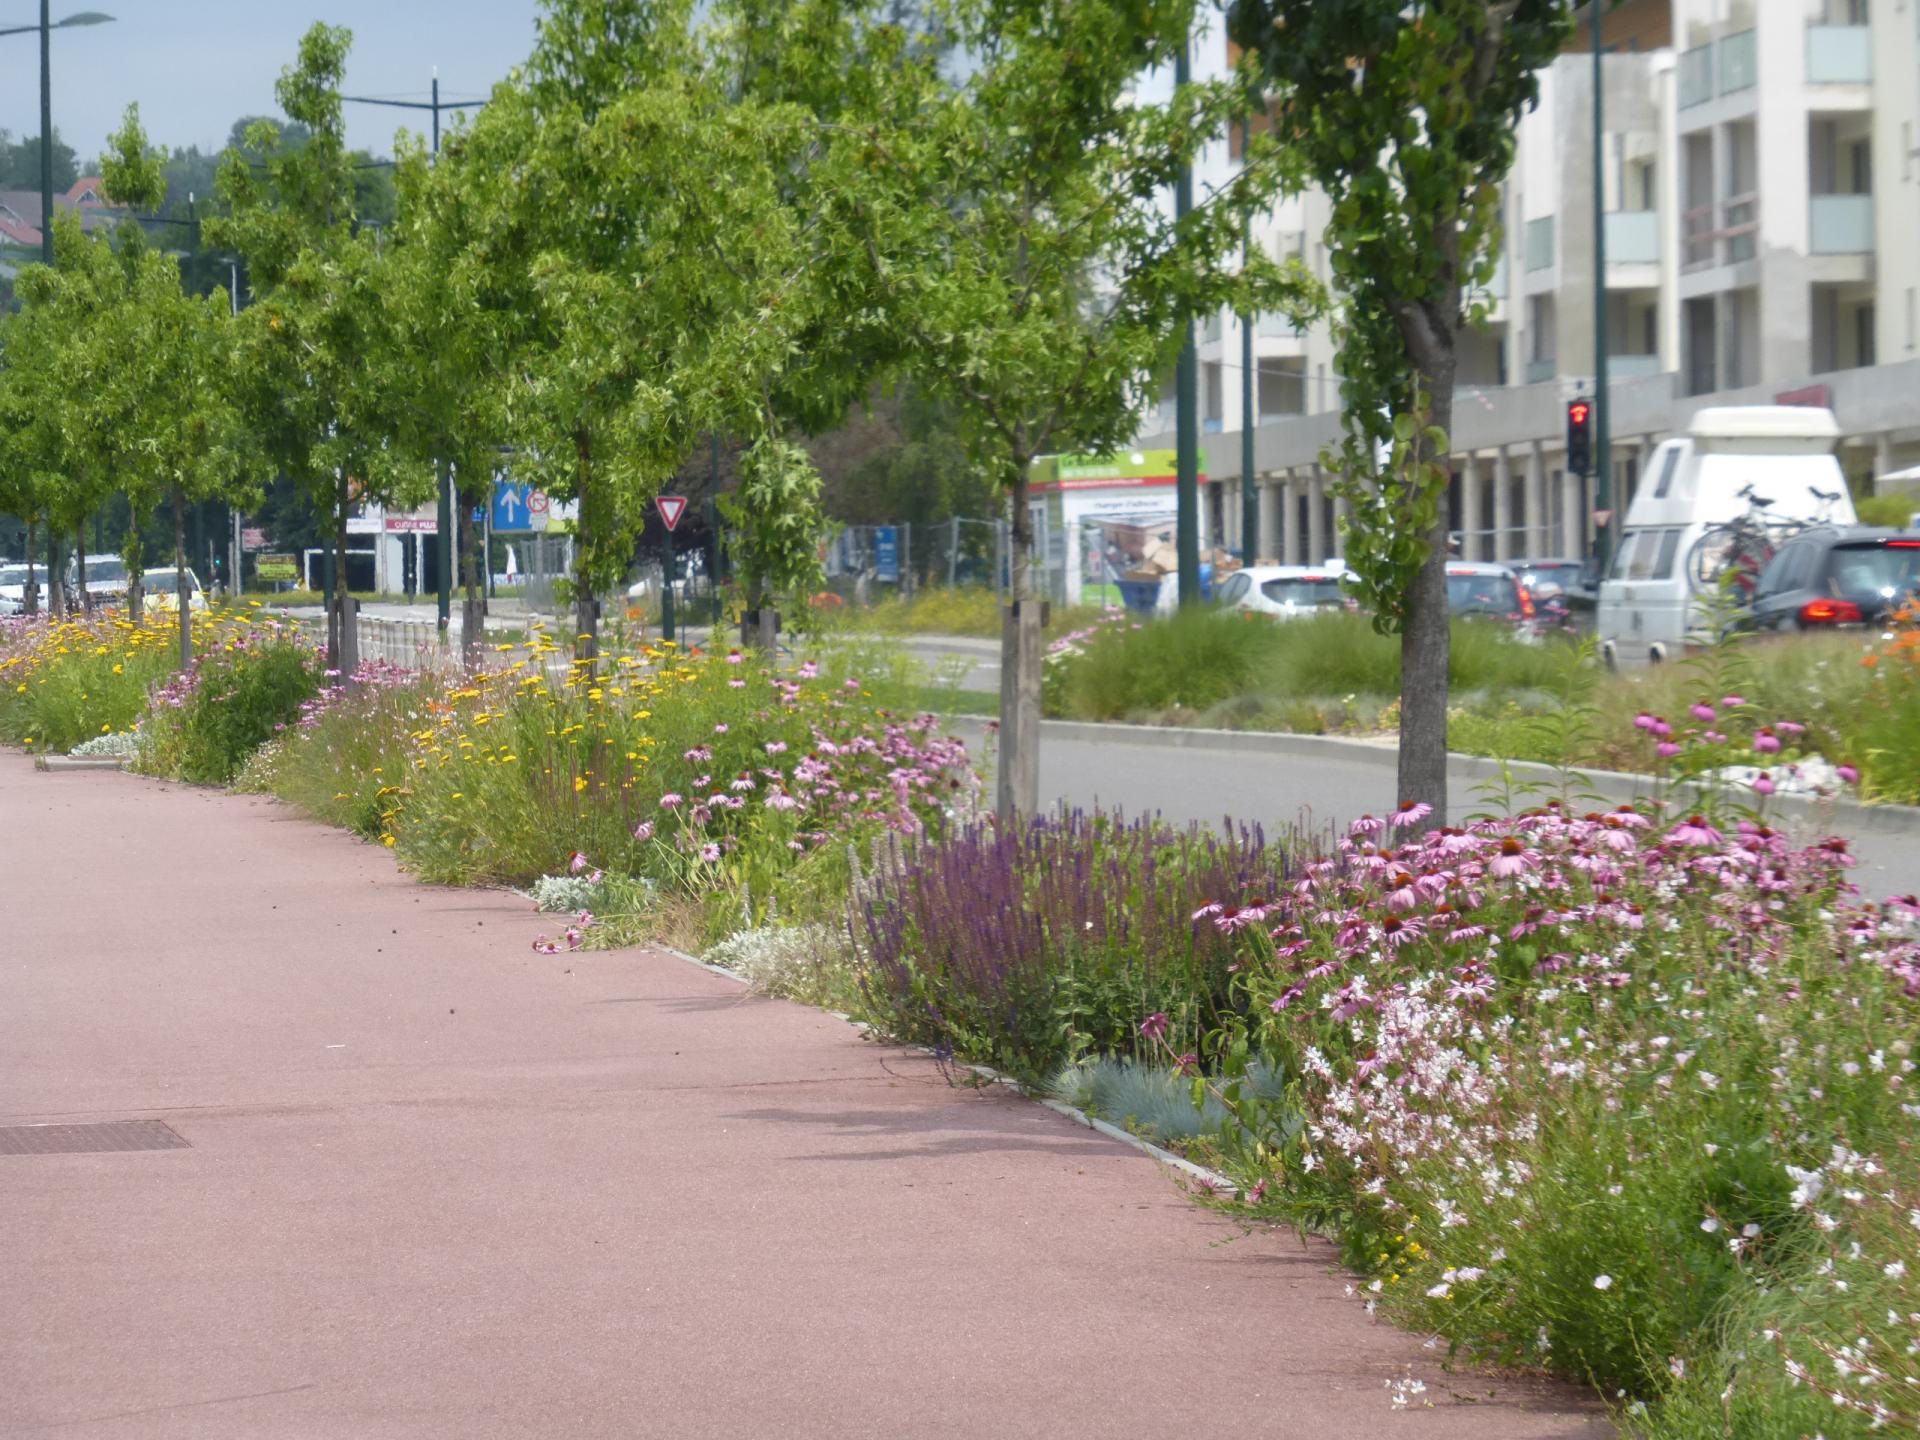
<box><xmin>1</xmin><ymin>755</ymin><xmax>1606</xmax><ymax>1438</ymax></box>
<box><xmin>947</xmin><ymin>719</ymin><xmax>1920</xmax><ymax>900</ymax></box>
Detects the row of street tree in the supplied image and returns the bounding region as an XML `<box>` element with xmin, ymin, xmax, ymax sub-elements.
<box><xmin>0</xmin><ymin>0</ymin><xmax>1583</xmax><ymax>823</ymax></box>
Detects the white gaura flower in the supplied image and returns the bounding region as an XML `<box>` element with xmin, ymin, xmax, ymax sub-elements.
<box><xmin>1593</xmin><ymin>1274</ymin><xmax>1614</xmax><ymax>1291</ymax></box>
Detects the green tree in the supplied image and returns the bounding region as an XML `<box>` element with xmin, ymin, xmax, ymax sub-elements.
<box><xmin>846</xmin><ymin>0</ymin><xmax>1310</xmax><ymax>816</ymax></box>
<box><xmin>209</xmin><ymin>24</ymin><xmax>428</xmax><ymax>670</ymax></box>
<box><xmin>0</xmin><ymin>127</ymin><xmax>80</xmax><ymax>191</ymax></box>
<box><xmin>1228</xmin><ymin>0</ymin><xmax>1576</xmax><ymax>823</ymax></box>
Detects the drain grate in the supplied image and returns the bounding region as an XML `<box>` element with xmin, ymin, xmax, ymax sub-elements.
<box><xmin>0</xmin><ymin>1119</ymin><xmax>190</xmax><ymax>1156</ymax></box>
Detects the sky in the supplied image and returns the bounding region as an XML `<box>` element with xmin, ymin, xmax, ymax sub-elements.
<box><xmin>0</xmin><ymin>1</ymin><xmax>546</xmax><ymax>167</ymax></box>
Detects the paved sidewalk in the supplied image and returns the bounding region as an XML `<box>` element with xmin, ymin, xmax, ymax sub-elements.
<box><xmin>1</xmin><ymin>756</ymin><xmax>1606</xmax><ymax>1438</ymax></box>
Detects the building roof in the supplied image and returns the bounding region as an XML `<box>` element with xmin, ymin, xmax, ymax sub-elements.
<box><xmin>0</xmin><ymin>178</ymin><xmax>121</xmax><ymax>252</ymax></box>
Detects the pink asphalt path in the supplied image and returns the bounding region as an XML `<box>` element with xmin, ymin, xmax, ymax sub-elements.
<box><xmin>2</xmin><ymin>755</ymin><xmax>1608</xmax><ymax>1438</ymax></box>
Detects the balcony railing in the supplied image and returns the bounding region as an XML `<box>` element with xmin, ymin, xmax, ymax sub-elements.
<box><xmin>1524</xmin><ymin>215</ymin><xmax>1555</xmax><ymax>272</ymax></box>
<box><xmin>1201</xmin><ymin>312</ymin><xmax>1224</xmax><ymax>343</ymax></box>
<box><xmin>1717</xmin><ymin>29</ymin><xmax>1757</xmax><ymax>95</ymax></box>
<box><xmin>1807</xmin><ymin>25</ymin><xmax>1872</xmax><ymax>84</ymax></box>
<box><xmin>1810</xmin><ymin>193</ymin><xmax>1874</xmax><ymax>254</ymax></box>
<box><xmin>1605</xmin><ymin>210</ymin><xmax>1660</xmax><ymax>265</ymax></box>
<box><xmin>1679</xmin><ymin>44</ymin><xmax>1712</xmax><ymax>108</ymax></box>
<box><xmin>1256</xmin><ymin>311</ymin><xmax>1302</xmax><ymax>339</ymax></box>
<box><xmin>1524</xmin><ymin>357</ymin><xmax>1557</xmax><ymax>384</ymax></box>
<box><xmin>1609</xmin><ymin>353</ymin><xmax>1664</xmax><ymax>380</ymax></box>
<box><xmin>1683</xmin><ymin>193</ymin><xmax>1758</xmax><ymax>270</ymax></box>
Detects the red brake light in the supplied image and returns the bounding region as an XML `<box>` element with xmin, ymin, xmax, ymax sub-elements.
<box><xmin>1888</xmin><ymin>541</ymin><xmax>1920</xmax><ymax>549</ymax></box>
<box><xmin>1800</xmin><ymin>598</ymin><xmax>1864</xmax><ymax>624</ymax></box>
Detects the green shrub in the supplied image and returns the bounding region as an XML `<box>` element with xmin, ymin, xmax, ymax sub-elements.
<box><xmin>0</xmin><ymin>612</ymin><xmax>178</xmax><ymax>751</ymax></box>
<box><xmin>139</xmin><ymin>632</ymin><xmax>323</xmax><ymax>785</ymax></box>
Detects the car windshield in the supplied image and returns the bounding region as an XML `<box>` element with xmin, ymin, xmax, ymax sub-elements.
<box><xmin>0</xmin><ymin>564</ymin><xmax>33</xmax><ymax>586</ymax></box>
<box><xmin>1823</xmin><ymin>543</ymin><xmax>1920</xmax><ymax>599</ymax></box>
<box><xmin>143</xmin><ymin>570</ymin><xmax>196</xmax><ymax>590</ymax></box>
<box><xmin>1259</xmin><ymin>577</ymin><xmax>1346</xmax><ymax>606</ymax></box>
<box><xmin>1447</xmin><ymin>572</ymin><xmax>1521</xmax><ymax>614</ymax></box>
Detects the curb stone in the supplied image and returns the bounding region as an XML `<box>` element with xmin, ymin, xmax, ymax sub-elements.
<box><xmin>653</xmin><ymin>943</ymin><xmax>1237</xmax><ymax>1195</ymax></box>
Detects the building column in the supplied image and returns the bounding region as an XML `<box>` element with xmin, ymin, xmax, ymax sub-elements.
<box><xmin>1306</xmin><ymin>467</ymin><xmax>1326</xmax><ymax>565</ymax></box>
<box><xmin>1559</xmin><ymin>465</ymin><xmax>1582</xmax><ymax>558</ymax></box>
<box><xmin>1332</xmin><ymin>490</ymin><xmax>1352</xmax><ymax>559</ymax></box>
<box><xmin>1875</xmin><ymin>432</ymin><xmax>1894</xmax><ymax>481</ymax></box>
<box><xmin>1492</xmin><ymin>447</ymin><xmax>1514</xmax><ymax>561</ymax></box>
<box><xmin>1525</xmin><ymin>440</ymin><xmax>1549</xmax><ymax>556</ymax></box>
<box><xmin>1257</xmin><ymin>477</ymin><xmax>1277</xmax><ymax>563</ymax></box>
<box><xmin>1460</xmin><ymin>453</ymin><xmax>1483</xmax><ymax>560</ymax></box>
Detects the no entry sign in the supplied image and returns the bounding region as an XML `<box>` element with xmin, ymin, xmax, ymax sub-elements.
<box><xmin>654</xmin><ymin>495</ymin><xmax>688</xmax><ymax>531</ymax></box>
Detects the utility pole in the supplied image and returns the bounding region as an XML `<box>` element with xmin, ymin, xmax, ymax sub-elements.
<box><xmin>341</xmin><ymin>73</ymin><xmax>484</xmax><ymax>643</ymax></box>
<box><xmin>1590</xmin><ymin>0</ymin><xmax>1614</xmax><ymax>575</ymax></box>
<box><xmin>1173</xmin><ymin>34</ymin><xmax>1201</xmax><ymax>606</ymax></box>
<box><xmin>229</xmin><ymin>264</ymin><xmax>243</xmax><ymax>597</ymax></box>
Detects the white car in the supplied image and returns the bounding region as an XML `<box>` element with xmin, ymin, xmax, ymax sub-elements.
<box><xmin>0</xmin><ymin>561</ymin><xmax>39</xmax><ymax>615</ymax></box>
<box><xmin>140</xmin><ymin>568</ymin><xmax>207</xmax><ymax>612</ymax></box>
<box><xmin>1214</xmin><ymin>563</ymin><xmax>1358</xmax><ymax>620</ymax></box>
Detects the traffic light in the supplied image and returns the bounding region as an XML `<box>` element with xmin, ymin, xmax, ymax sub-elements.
<box><xmin>1566</xmin><ymin>398</ymin><xmax>1593</xmax><ymax>476</ymax></box>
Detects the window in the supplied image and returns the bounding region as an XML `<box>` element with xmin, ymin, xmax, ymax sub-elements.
<box><xmin>1218</xmin><ymin>572</ymin><xmax>1252</xmax><ymax>605</ymax></box>
<box><xmin>1610</xmin><ymin>528</ymin><xmax>1683</xmax><ymax>581</ymax></box>
<box><xmin>1652</xmin><ymin>445</ymin><xmax>1683</xmax><ymax>499</ymax></box>
<box><xmin>1609</xmin><ymin>530</ymin><xmax>1640</xmax><ymax>579</ymax></box>
<box><xmin>1260</xmin><ymin>575</ymin><xmax>1346</xmax><ymax>607</ymax></box>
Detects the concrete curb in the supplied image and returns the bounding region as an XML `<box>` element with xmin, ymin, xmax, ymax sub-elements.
<box><xmin>653</xmin><ymin>942</ymin><xmax>1237</xmax><ymax>1195</ymax></box>
<box><xmin>944</xmin><ymin>714</ymin><xmax>1920</xmax><ymax>837</ymax></box>
<box><xmin>34</xmin><ymin>754</ymin><xmax>129</xmax><ymax>772</ymax></box>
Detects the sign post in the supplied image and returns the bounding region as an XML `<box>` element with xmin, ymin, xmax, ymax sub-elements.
<box><xmin>654</xmin><ymin>495</ymin><xmax>687</xmax><ymax>643</ymax></box>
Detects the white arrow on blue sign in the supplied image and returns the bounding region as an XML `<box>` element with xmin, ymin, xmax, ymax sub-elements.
<box><xmin>490</xmin><ymin>480</ymin><xmax>533</xmax><ymax>533</ymax></box>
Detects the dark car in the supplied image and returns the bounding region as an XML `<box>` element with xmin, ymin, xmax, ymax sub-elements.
<box><xmin>1513</xmin><ymin>557</ymin><xmax>1598</xmax><ymax>609</ymax></box>
<box><xmin>1744</xmin><ymin>528</ymin><xmax>1920</xmax><ymax>632</ymax></box>
<box><xmin>1446</xmin><ymin>562</ymin><xmax>1537</xmax><ymax>634</ymax></box>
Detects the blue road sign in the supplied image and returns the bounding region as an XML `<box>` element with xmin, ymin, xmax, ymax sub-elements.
<box><xmin>490</xmin><ymin>480</ymin><xmax>533</xmax><ymax>533</ymax></box>
<box><xmin>874</xmin><ymin>525</ymin><xmax>899</xmax><ymax>582</ymax></box>
<box><xmin>471</xmin><ymin>506</ymin><xmax>486</xmax><ymax>526</ymax></box>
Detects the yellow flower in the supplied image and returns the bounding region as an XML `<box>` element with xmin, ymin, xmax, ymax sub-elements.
<box><xmin>573</xmin><ymin>776</ymin><xmax>588</xmax><ymax>793</ymax></box>
<box><xmin>381</xmin><ymin>834</ymin><xmax>396</xmax><ymax>847</ymax></box>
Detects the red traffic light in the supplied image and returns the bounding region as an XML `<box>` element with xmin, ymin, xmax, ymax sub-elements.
<box><xmin>1568</xmin><ymin>401</ymin><xmax>1591</xmax><ymax>425</ymax></box>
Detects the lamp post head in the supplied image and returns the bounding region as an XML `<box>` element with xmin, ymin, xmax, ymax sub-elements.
<box><xmin>55</xmin><ymin>12</ymin><xmax>117</xmax><ymax>27</ymax></box>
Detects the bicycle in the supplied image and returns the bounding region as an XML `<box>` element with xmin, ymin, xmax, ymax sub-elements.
<box><xmin>1685</xmin><ymin>483</ymin><xmax>1843</xmax><ymax>598</ymax></box>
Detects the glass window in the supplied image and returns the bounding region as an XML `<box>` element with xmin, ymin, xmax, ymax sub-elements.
<box><xmin>1446</xmin><ymin>572</ymin><xmax>1523</xmax><ymax>615</ymax></box>
<box><xmin>1217</xmin><ymin>572</ymin><xmax>1251</xmax><ymax>605</ymax></box>
<box><xmin>1260</xmin><ymin>576</ymin><xmax>1347</xmax><ymax>607</ymax></box>
<box><xmin>1652</xmin><ymin>445</ymin><xmax>1682</xmax><ymax>498</ymax></box>
<box><xmin>1823</xmin><ymin>543</ymin><xmax>1920</xmax><ymax>598</ymax></box>
<box><xmin>1609</xmin><ymin>530</ymin><xmax>1641</xmax><ymax>579</ymax></box>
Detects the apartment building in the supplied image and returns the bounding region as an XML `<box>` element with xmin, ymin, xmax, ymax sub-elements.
<box><xmin>1144</xmin><ymin>0</ymin><xmax>1920</xmax><ymax>565</ymax></box>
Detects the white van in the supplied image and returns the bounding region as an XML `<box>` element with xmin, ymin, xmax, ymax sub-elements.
<box><xmin>1598</xmin><ymin>406</ymin><xmax>1856</xmax><ymax>667</ymax></box>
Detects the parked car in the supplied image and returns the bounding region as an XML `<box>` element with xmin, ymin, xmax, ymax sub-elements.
<box><xmin>141</xmin><ymin>568</ymin><xmax>207</xmax><ymax>612</ymax></box>
<box><xmin>1739</xmin><ymin>528</ymin><xmax>1920</xmax><ymax>633</ymax></box>
<box><xmin>1598</xmin><ymin>406</ymin><xmax>1856</xmax><ymax>667</ymax></box>
<box><xmin>1214</xmin><ymin>563</ymin><xmax>1356</xmax><ymax>620</ymax></box>
<box><xmin>1446</xmin><ymin>562</ymin><xmax>1538</xmax><ymax>636</ymax></box>
<box><xmin>77</xmin><ymin>553</ymin><xmax>132</xmax><ymax>603</ymax></box>
<box><xmin>0</xmin><ymin>561</ymin><xmax>39</xmax><ymax>615</ymax></box>
<box><xmin>1513</xmin><ymin>557</ymin><xmax>1597</xmax><ymax>609</ymax></box>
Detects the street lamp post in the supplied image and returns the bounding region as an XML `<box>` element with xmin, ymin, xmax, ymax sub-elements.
<box><xmin>341</xmin><ymin>75</ymin><xmax>485</xmax><ymax>644</ymax></box>
<box><xmin>1173</xmin><ymin>37</ymin><xmax>1201</xmax><ymax>607</ymax></box>
<box><xmin>1590</xmin><ymin>0</ymin><xmax>1613</xmax><ymax>576</ymax></box>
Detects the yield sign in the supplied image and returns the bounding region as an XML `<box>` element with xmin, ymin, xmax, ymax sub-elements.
<box><xmin>1592</xmin><ymin>509</ymin><xmax>1614</xmax><ymax>529</ymax></box>
<box><xmin>654</xmin><ymin>494</ymin><xmax>688</xmax><ymax>531</ymax></box>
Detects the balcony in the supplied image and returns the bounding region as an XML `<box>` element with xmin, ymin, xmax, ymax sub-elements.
<box><xmin>1717</xmin><ymin>29</ymin><xmax>1757</xmax><ymax>95</ymax></box>
<box><xmin>1679</xmin><ymin>44</ymin><xmax>1712</xmax><ymax>108</ymax></box>
<box><xmin>1524</xmin><ymin>358</ymin><xmax>1557</xmax><ymax>384</ymax></box>
<box><xmin>1524</xmin><ymin>216</ymin><xmax>1554</xmax><ymax>272</ymax></box>
<box><xmin>1810</xmin><ymin>194</ymin><xmax>1874</xmax><ymax>254</ymax></box>
<box><xmin>1609</xmin><ymin>353</ymin><xmax>1664</xmax><ymax>380</ymax></box>
<box><xmin>1682</xmin><ymin>194</ymin><xmax>1758</xmax><ymax>271</ymax></box>
<box><xmin>1605</xmin><ymin>210</ymin><xmax>1660</xmax><ymax>265</ymax></box>
<box><xmin>1201</xmin><ymin>312</ymin><xmax>1224</xmax><ymax>343</ymax></box>
<box><xmin>1256</xmin><ymin>311</ymin><xmax>1302</xmax><ymax>339</ymax></box>
<box><xmin>1807</xmin><ymin>25</ymin><xmax>1871</xmax><ymax>85</ymax></box>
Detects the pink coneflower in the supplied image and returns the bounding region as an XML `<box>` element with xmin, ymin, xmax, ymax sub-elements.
<box><xmin>532</xmin><ymin>936</ymin><xmax>559</xmax><ymax>955</ymax></box>
<box><xmin>1633</xmin><ymin>711</ymin><xmax>1657</xmax><ymax>731</ymax></box>
<box><xmin>633</xmin><ymin>820</ymin><xmax>655</xmax><ymax>842</ymax></box>
<box><xmin>1837</xmin><ymin>763</ymin><xmax>1860</xmax><ymax>785</ymax></box>
<box><xmin>1656</xmin><ymin>741</ymin><xmax>1682</xmax><ymax>759</ymax></box>
<box><xmin>1651</xmin><ymin>717</ymin><xmax>1673</xmax><ymax>739</ymax></box>
<box><xmin>798</xmin><ymin>660</ymin><xmax>819</xmax><ymax>678</ymax></box>
<box><xmin>714</xmin><ymin>722</ymin><xmax>730</xmax><ymax>734</ymax></box>
<box><xmin>1690</xmin><ymin>701</ymin><xmax>1716</xmax><ymax>723</ymax></box>
<box><xmin>1776</xmin><ymin>721</ymin><xmax>1806</xmax><ymax>737</ymax></box>
<box><xmin>1669</xmin><ymin>815</ymin><xmax>1723</xmax><ymax>846</ymax></box>
<box><xmin>567</xmin><ymin>851</ymin><xmax>590</xmax><ymax>874</ymax></box>
<box><xmin>1488</xmin><ymin>835</ymin><xmax>1538</xmax><ymax>879</ymax></box>
<box><xmin>1378</xmin><ymin>914</ymin><xmax>1426</xmax><ymax>948</ymax></box>
<box><xmin>1610</xmin><ymin>805</ymin><xmax>1650</xmax><ymax>829</ymax></box>
<box><xmin>1383</xmin><ymin>870</ymin><xmax>1421</xmax><ymax>912</ymax></box>
<box><xmin>1387</xmin><ymin>800</ymin><xmax>1432</xmax><ymax>829</ymax></box>
<box><xmin>683</xmin><ymin>745</ymin><xmax>712</xmax><ymax>763</ymax></box>
<box><xmin>1752</xmin><ymin>772</ymin><xmax>1776</xmax><ymax>796</ymax></box>
<box><xmin>1753</xmin><ymin>728</ymin><xmax>1781</xmax><ymax>754</ymax></box>
<box><xmin>1139</xmin><ymin>1011</ymin><xmax>1170</xmax><ymax>1041</ymax></box>
<box><xmin>726</xmin><ymin>650</ymin><xmax>744</xmax><ymax>665</ymax></box>
<box><xmin>659</xmin><ymin>792</ymin><xmax>684</xmax><ymax>809</ymax></box>
<box><xmin>1349</xmin><ymin>813</ymin><xmax>1385</xmax><ymax>837</ymax></box>
<box><xmin>765</xmin><ymin>740</ymin><xmax>788</xmax><ymax>755</ymax></box>
<box><xmin>1722</xmin><ymin>694</ymin><xmax>1746</xmax><ymax>707</ymax></box>
<box><xmin>699</xmin><ymin>843</ymin><xmax>722</xmax><ymax>863</ymax></box>
<box><xmin>1191</xmin><ymin>901</ymin><xmax>1224</xmax><ymax>920</ymax></box>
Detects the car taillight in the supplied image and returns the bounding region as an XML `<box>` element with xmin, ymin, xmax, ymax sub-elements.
<box><xmin>1889</xmin><ymin>541</ymin><xmax>1920</xmax><ymax>549</ymax></box>
<box><xmin>1517</xmin><ymin>585</ymin><xmax>1535</xmax><ymax>619</ymax></box>
<box><xmin>1800</xmin><ymin>598</ymin><xmax>1863</xmax><ymax>624</ymax></box>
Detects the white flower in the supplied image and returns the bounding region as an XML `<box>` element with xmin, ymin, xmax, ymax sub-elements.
<box><xmin>1426</xmin><ymin>1283</ymin><xmax>1452</xmax><ymax>1299</ymax></box>
<box><xmin>1886</xmin><ymin>1261</ymin><xmax>1907</xmax><ymax>1279</ymax></box>
<box><xmin>1700</xmin><ymin>1217</ymin><xmax>1722</xmax><ymax>1233</ymax></box>
<box><xmin>1742</xmin><ymin>1223</ymin><xmax>1761</xmax><ymax>1239</ymax></box>
<box><xmin>1593</xmin><ymin>1274</ymin><xmax>1614</xmax><ymax>1291</ymax></box>
<box><xmin>1786</xmin><ymin>1164</ymin><xmax>1827</xmax><ymax>1208</ymax></box>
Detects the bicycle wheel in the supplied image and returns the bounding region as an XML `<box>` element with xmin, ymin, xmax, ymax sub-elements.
<box><xmin>1687</xmin><ymin>525</ymin><xmax>1775</xmax><ymax>596</ymax></box>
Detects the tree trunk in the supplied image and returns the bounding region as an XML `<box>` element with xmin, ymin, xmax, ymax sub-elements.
<box><xmin>172</xmin><ymin>485</ymin><xmax>193</xmax><ymax>671</ymax></box>
<box><xmin>334</xmin><ymin>471</ymin><xmax>358</xmax><ymax>681</ymax></box>
<box><xmin>74</xmin><ymin>525</ymin><xmax>90</xmax><ymax>616</ymax></box>
<box><xmin>995</xmin><ymin>461</ymin><xmax>1043</xmax><ymax>820</ymax></box>
<box><xmin>459</xmin><ymin>493</ymin><xmax>482</xmax><ymax>670</ymax></box>
<box><xmin>23</xmin><ymin>517</ymin><xmax>38</xmax><ymax>617</ymax></box>
<box><xmin>125</xmin><ymin>526</ymin><xmax>144</xmax><ymax>626</ymax></box>
<box><xmin>45</xmin><ymin>526</ymin><xmax>64</xmax><ymax>620</ymax></box>
<box><xmin>1396</xmin><ymin>360</ymin><xmax>1456</xmax><ymax>826</ymax></box>
<box><xmin>572</xmin><ymin>430</ymin><xmax>597</xmax><ymax>674</ymax></box>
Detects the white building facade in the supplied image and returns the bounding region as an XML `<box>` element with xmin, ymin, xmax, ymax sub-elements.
<box><xmin>1147</xmin><ymin>0</ymin><xmax>1920</xmax><ymax>564</ymax></box>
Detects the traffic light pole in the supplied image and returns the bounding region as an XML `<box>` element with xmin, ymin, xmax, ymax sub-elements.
<box><xmin>1173</xmin><ymin>37</ymin><xmax>1201</xmax><ymax>606</ymax></box>
<box><xmin>1590</xmin><ymin>0</ymin><xmax>1613</xmax><ymax>574</ymax></box>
